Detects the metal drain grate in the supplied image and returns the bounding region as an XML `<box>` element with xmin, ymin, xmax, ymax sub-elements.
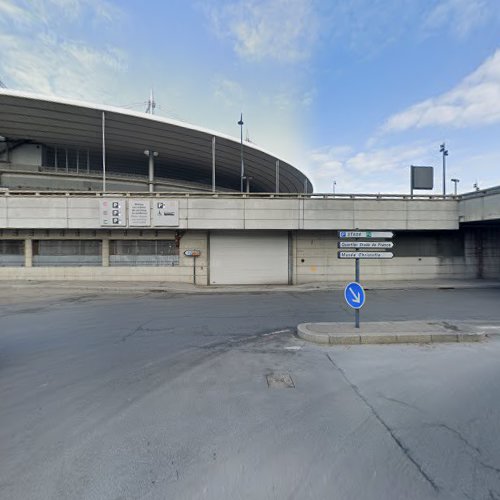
<box><xmin>266</xmin><ymin>373</ymin><xmax>295</xmax><ymax>388</ymax></box>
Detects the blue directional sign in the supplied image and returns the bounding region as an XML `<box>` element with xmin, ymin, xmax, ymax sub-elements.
<box><xmin>344</xmin><ymin>282</ymin><xmax>365</xmax><ymax>309</ymax></box>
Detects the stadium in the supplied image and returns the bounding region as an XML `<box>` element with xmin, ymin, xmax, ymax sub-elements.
<box><xmin>0</xmin><ymin>89</ymin><xmax>499</xmax><ymax>285</ymax></box>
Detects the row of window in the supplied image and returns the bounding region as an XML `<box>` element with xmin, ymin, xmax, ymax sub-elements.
<box><xmin>0</xmin><ymin>240</ymin><xmax>179</xmax><ymax>267</ymax></box>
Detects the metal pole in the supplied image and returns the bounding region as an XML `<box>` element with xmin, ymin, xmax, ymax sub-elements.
<box><xmin>102</xmin><ymin>111</ymin><xmax>106</xmax><ymax>192</ymax></box>
<box><xmin>442</xmin><ymin>152</ymin><xmax>446</xmax><ymax>196</ymax></box>
<box><xmin>193</xmin><ymin>256</ymin><xmax>196</xmax><ymax>285</ymax></box>
<box><xmin>440</xmin><ymin>143</ymin><xmax>448</xmax><ymax>197</ymax></box>
<box><xmin>54</xmin><ymin>146</ymin><xmax>58</xmax><ymax>172</ymax></box>
<box><xmin>238</xmin><ymin>114</ymin><xmax>244</xmax><ymax>192</ymax></box>
<box><xmin>212</xmin><ymin>136</ymin><xmax>216</xmax><ymax>193</ymax></box>
<box><xmin>355</xmin><ymin>257</ymin><xmax>360</xmax><ymax>329</ymax></box>
<box><xmin>275</xmin><ymin>160</ymin><xmax>280</xmax><ymax>194</ymax></box>
<box><xmin>148</xmin><ymin>153</ymin><xmax>154</xmax><ymax>193</ymax></box>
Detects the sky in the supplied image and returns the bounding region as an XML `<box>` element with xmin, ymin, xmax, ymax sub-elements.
<box><xmin>0</xmin><ymin>0</ymin><xmax>499</xmax><ymax>194</ymax></box>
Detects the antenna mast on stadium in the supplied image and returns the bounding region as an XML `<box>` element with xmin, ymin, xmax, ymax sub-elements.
<box><xmin>145</xmin><ymin>89</ymin><xmax>156</xmax><ymax>114</ymax></box>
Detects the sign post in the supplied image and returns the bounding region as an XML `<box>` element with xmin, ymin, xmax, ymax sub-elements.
<box><xmin>355</xmin><ymin>258</ymin><xmax>360</xmax><ymax>327</ymax></box>
<box><xmin>184</xmin><ymin>249</ymin><xmax>201</xmax><ymax>285</ymax></box>
<box><xmin>338</xmin><ymin>230</ymin><xmax>395</xmax><ymax>328</ymax></box>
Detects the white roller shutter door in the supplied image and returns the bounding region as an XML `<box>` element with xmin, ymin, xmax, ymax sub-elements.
<box><xmin>210</xmin><ymin>231</ymin><xmax>289</xmax><ymax>285</ymax></box>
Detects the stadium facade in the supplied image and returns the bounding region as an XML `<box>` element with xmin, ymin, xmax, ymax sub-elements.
<box><xmin>0</xmin><ymin>90</ymin><xmax>499</xmax><ymax>285</ymax></box>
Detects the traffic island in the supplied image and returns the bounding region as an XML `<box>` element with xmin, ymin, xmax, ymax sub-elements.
<box><xmin>297</xmin><ymin>321</ymin><xmax>485</xmax><ymax>345</ymax></box>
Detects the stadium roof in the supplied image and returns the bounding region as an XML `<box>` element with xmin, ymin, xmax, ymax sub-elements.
<box><xmin>0</xmin><ymin>90</ymin><xmax>312</xmax><ymax>193</ymax></box>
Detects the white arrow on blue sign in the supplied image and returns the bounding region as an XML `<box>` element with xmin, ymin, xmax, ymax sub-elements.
<box><xmin>344</xmin><ymin>282</ymin><xmax>366</xmax><ymax>309</ymax></box>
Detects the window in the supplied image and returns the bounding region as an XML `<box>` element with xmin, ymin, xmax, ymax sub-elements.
<box><xmin>0</xmin><ymin>240</ymin><xmax>24</xmax><ymax>266</ymax></box>
<box><xmin>109</xmin><ymin>240</ymin><xmax>178</xmax><ymax>266</ymax></box>
<box><xmin>32</xmin><ymin>240</ymin><xmax>102</xmax><ymax>266</ymax></box>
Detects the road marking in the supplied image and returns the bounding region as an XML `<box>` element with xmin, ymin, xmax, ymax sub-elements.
<box><xmin>284</xmin><ymin>346</ymin><xmax>301</xmax><ymax>351</ymax></box>
<box><xmin>264</xmin><ymin>329</ymin><xmax>291</xmax><ymax>336</ymax></box>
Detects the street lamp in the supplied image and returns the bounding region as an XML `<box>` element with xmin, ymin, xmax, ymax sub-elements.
<box><xmin>440</xmin><ymin>143</ymin><xmax>449</xmax><ymax>196</ymax></box>
<box><xmin>333</xmin><ymin>180</ymin><xmax>336</xmax><ymax>195</ymax></box>
<box><xmin>238</xmin><ymin>113</ymin><xmax>244</xmax><ymax>192</ymax></box>
<box><xmin>144</xmin><ymin>149</ymin><xmax>159</xmax><ymax>193</ymax></box>
<box><xmin>451</xmin><ymin>178</ymin><xmax>459</xmax><ymax>196</ymax></box>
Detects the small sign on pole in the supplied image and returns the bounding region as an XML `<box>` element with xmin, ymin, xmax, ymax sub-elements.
<box><xmin>344</xmin><ymin>282</ymin><xmax>365</xmax><ymax>309</ymax></box>
<box><xmin>339</xmin><ymin>241</ymin><xmax>393</xmax><ymax>249</ymax></box>
<box><xmin>339</xmin><ymin>231</ymin><xmax>393</xmax><ymax>239</ymax></box>
<box><xmin>338</xmin><ymin>251</ymin><xmax>394</xmax><ymax>259</ymax></box>
<box><xmin>184</xmin><ymin>249</ymin><xmax>201</xmax><ymax>285</ymax></box>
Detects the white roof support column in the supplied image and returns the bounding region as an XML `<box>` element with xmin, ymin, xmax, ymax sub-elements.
<box><xmin>102</xmin><ymin>111</ymin><xmax>106</xmax><ymax>192</ymax></box>
<box><xmin>275</xmin><ymin>159</ymin><xmax>280</xmax><ymax>194</ymax></box>
<box><xmin>212</xmin><ymin>136</ymin><xmax>216</xmax><ymax>193</ymax></box>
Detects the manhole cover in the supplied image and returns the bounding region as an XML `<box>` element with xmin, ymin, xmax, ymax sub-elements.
<box><xmin>266</xmin><ymin>373</ymin><xmax>295</xmax><ymax>388</ymax></box>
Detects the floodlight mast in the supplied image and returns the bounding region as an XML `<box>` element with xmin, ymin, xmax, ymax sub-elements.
<box><xmin>440</xmin><ymin>143</ymin><xmax>449</xmax><ymax>196</ymax></box>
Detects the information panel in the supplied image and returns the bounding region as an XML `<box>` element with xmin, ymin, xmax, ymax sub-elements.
<box><xmin>128</xmin><ymin>200</ymin><xmax>151</xmax><ymax>227</ymax></box>
<box><xmin>152</xmin><ymin>200</ymin><xmax>179</xmax><ymax>227</ymax></box>
<box><xmin>100</xmin><ymin>199</ymin><xmax>126</xmax><ymax>227</ymax></box>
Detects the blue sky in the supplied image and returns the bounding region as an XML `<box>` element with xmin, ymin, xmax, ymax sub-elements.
<box><xmin>1</xmin><ymin>0</ymin><xmax>499</xmax><ymax>194</ymax></box>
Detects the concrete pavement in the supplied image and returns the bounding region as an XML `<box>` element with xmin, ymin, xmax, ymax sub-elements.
<box><xmin>3</xmin><ymin>287</ymin><xmax>500</xmax><ymax>498</ymax></box>
<box><xmin>0</xmin><ymin>277</ymin><xmax>499</xmax><ymax>296</ymax></box>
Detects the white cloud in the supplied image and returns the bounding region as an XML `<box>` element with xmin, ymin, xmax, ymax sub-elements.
<box><xmin>206</xmin><ymin>0</ymin><xmax>318</xmax><ymax>62</ymax></box>
<box><xmin>424</xmin><ymin>0</ymin><xmax>493</xmax><ymax>38</ymax></box>
<box><xmin>0</xmin><ymin>0</ymin><xmax>126</xmax><ymax>100</ymax></box>
<box><xmin>212</xmin><ymin>77</ymin><xmax>245</xmax><ymax>108</ymax></box>
<box><xmin>382</xmin><ymin>49</ymin><xmax>500</xmax><ymax>133</ymax></box>
<box><xmin>307</xmin><ymin>142</ymin><xmax>432</xmax><ymax>193</ymax></box>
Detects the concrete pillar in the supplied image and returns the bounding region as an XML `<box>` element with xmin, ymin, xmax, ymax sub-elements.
<box><xmin>24</xmin><ymin>239</ymin><xmax>32</xmax><ymax>268</ymax></box>
<box><xmin>102</xmin><ymin>239</ymin><xmax>110</xmax><ymax>267</ymax></box>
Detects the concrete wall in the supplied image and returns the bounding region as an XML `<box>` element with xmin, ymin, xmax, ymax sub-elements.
<box><xmin>464</xmin><ymin>227</ymin><xmax>500</xmax><ymax>279</ymax></box>
<box><xmin>459</xmin><ymin>189</ymin><xmax>500</xmax><ymax>223</ymax></box>
<box><xmin>0</xmin><ymin>195</ymin><xmax>460</xmax><ymax>231</ymax></box>
<box><xmin>0</xmin><ymin>229</ymin><xmax>208</xmax><ymax>284</ymax></box>
<box><xmin>293</xmin><ymin>231</ymin><xmax>467</xmax><ymax>283</ymax></box>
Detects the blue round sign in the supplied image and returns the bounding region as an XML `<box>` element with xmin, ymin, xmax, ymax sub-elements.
<box><xmin>344</xmin><ymin>282</ymin><xmax>365</xmax><ymax>309</ymax></box>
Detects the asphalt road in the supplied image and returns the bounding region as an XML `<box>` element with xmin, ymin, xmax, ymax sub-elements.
<box><xmin>2</xmin><ymin>287</ymin><xmax>500</xmax><ymax>499</ymax></box>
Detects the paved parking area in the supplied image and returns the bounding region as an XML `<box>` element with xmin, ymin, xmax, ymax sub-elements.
<box><xmin>1</xmin><ymin>286</ymin><xmax>500</xmax><ymax>499</ymax></box>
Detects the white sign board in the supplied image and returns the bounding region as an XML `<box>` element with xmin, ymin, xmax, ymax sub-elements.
<box><xmin>338</xmin><ymin>231</ymin><xmax>394</xmax><ymax>239</ymax></box>
<box><xmin>152</xmin><ymin>200</ymin><xmax>179</xmax><ymax>227</ymax></box>
<box><xmin>338</xmin><ymin>251</ymin><xmax>394</xmax><ymax>259</ymax></box>
<box><xmin>128</xmin><ymin>200</ymin><xmax>151</xmax><ymax>227</ymax></box>
<box><xmin>339</xmin><ymin>241</ymin><xmax>394</xmax><ymax>249</ymax></box>
<box><xmin>100</xmin><ymin>199</ymin><xmax>126</xmax><ymax>227</ymax></box>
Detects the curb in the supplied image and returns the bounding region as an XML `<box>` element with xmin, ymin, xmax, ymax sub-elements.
<box><xmin>297</xmin><ymin>323</ymin><xmax>485</xmax><ymax>345</ymax></box>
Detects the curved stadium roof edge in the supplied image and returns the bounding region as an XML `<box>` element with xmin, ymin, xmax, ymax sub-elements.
<box><xmin>0</xmin><ymin>89</ymin><xmax>313</xmax><ymax>193</ymax></box>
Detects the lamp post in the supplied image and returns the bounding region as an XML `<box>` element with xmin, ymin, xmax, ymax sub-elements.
<box><xmin>238</xmin><ymin>113</ymin><xmax>244</xmax><ymax>192</ymax></box>
<box><xmin>333</xmin><ymin>180</ymin><xmax>336</xmax><ymax>195</ymax></box>
<box><xmin>440</xmin><ymin>143</ymin><xmax>449</xmax><ymax>196</ymax></box>
<box><xmin>451</xmin><ymin>178</ymin><xmax>459</xmax><ymax>196</ymax></box>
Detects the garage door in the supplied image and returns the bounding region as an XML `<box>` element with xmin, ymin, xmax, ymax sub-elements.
<box><xmin>209</xmin><ymin>231</ymin><xmax>289</xmax><ymax>285</ymax></box>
